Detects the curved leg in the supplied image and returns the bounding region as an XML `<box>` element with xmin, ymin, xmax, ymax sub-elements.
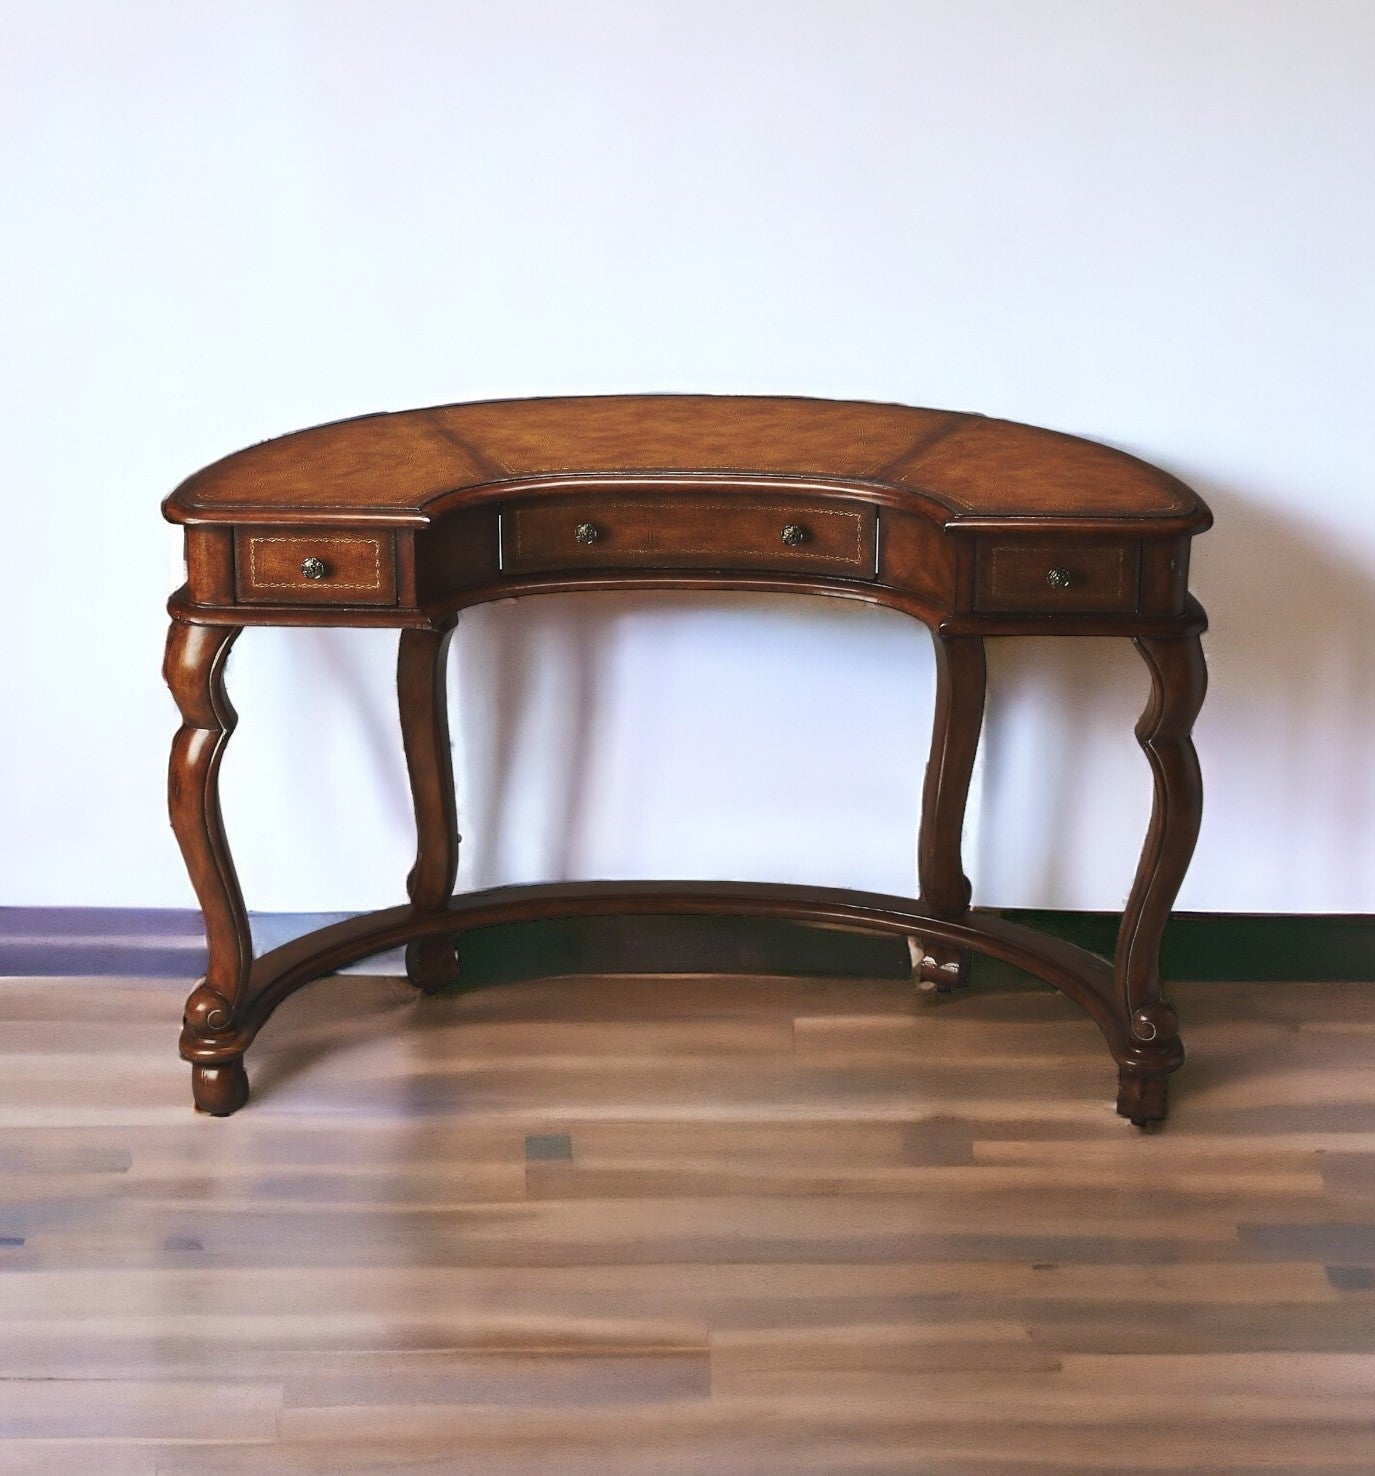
<box><xmin>165</xmin><ymin>620</ymin><xmax>252</xmax><ymax>1114</ymax></box>
<box><xmin>1114</xmin><ymin>631</ymin><xmax>1207</xmax><ymax>1125</ymax></box>
<box><xmin>913</xmin><ymin>633</ymin><xmax>986</xmax><ymax>990</ymax></box>
<box><xmin>399</xmin><ymin>622</ymin><xmax>461</xmax><ymax>993</ymax></box>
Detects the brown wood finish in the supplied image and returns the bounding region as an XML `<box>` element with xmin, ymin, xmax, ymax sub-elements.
<box><xmin>398</xmin><ymin>622</ymin><xmax>461</xmax><ymax>995</ymax></box>
<box><xmin>973</xmin><ymin>537</ymin><xmax>1140</xmax><ymax>614</ymax></box>
<box><xmin>163</xmin><ymin>395</ymin><xmax>1211</xmax><ymax>1123</ymax></box>
<box><xmin>1114</xmin><ymin>632</ymin><xmax>1209</xmax><ymax>1123</ymax></box>
<box><xmin>501</xmin><ymin>492</ymin><xmax>877</xmax><ymax>579</ymax></box>
<box><xmin>165</xmin><ymin>397</ymin><xmax>1205</xmax><ymax>528</ymax></box>
<box><xmin>163</xmin><ymin>620</ymin><xmax>251</xmax><ymax>1115</ymax></box>
<box><xmin>234</xmin><ymin>529</ymin><xmax>397</xmax><ymax>607</ymax></box>
<box><xmin>913</xmin><ymin>633</ymin><xmax>987</xmax><ymax>992</ymax></box>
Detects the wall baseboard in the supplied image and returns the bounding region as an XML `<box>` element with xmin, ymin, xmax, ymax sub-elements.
<box><xmin>2</xmin><ymin>906</ymin><xmax>1372</xmax><ymax>984</ymax></box>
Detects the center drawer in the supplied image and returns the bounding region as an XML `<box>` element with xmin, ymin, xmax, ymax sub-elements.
<box><xmin>500</xmin><ymin>494</ymin><xmax>877</xmax><ymax>579</ymax></box>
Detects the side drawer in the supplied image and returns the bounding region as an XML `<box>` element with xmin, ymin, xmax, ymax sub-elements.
<box><xmin>234</xmin><ymin>530</ymin><xmax>397</xmax><ymax>606</ymax></box>
<box><xmin>501</xmin><ymin>494</ymin><xmax>877</xmax><ymax>579</ymax></box>
<box><xmin>973</xmin><ymin>538</ymin><xmax>1140</xmax><ymax>615</ymax></box>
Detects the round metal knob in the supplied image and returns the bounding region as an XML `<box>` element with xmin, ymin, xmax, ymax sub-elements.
<box><xmin>300</xmin><ymin>556</ymin><xmax>327</xmax><ymax>581</ymax></box>
<box><xmin>574</xmin><ymin>522</ymin><xmax>599</xmax><ymax>545</ymax></box>
<box><xmin>781</xmin><ymin>524</ymin><xmax>806</xmax><ymax>547</ymax></box>
<box><xmin>1046</xmin><ymin>566</ymin><xmax>1071</xmax><ymax>590</ymax></box>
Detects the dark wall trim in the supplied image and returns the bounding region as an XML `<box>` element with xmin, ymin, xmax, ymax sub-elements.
<box><xmin>3</xmin><ymin>906</ymin><xmax>1372</xmax><ymax>984</ymax></box>
<box><xmin>1004</xmin><ymin>910</ymin><xmax>1375</xmax><ymax>983</ymax></box>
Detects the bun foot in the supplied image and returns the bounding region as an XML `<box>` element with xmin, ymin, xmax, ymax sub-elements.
<box><xmin>192</xmin><ymin>1059</ymin><xmax>249</xmax><ymax>1116</ymax></box>
<box><xmin>1117</xmin><ymin>1069</ymin><xmax>1169</xmax><ymax>1127</ymax></box>
<box><xmin>405</xmin><ymin>936</ymin><xmax>459</xmax><ymax>995</ymax></box>
<box><xmin>911</xmin><ymin>939</ymin><xmax>970</xmax><ymax>993</ymax></box>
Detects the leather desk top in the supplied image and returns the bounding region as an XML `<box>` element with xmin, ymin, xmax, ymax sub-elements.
<box><xmin>164</xmin><ymin>395</ymin><xmax>1210</xmax><ymax>535</ymax></box>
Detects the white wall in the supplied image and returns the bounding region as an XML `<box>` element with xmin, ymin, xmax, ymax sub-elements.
<box><xmin>3</xmin><ymin>1</ymin><xmax>1373</xmax><ymax>915</ymax></box>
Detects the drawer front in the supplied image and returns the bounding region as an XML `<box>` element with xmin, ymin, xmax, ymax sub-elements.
<box><xmin>974</xmin><ymin>539</ymin><xmax>1140</xmax><ymax>614</ymax></box>
<box><xmin>501</xmin><ymin>496</ymin><xmax>877</xmax><ymax>579</ymax></box>
<box><xmin>235</xmin><ymin>531</ymin><xmax>397</xmax><ymax>605</ymax></box>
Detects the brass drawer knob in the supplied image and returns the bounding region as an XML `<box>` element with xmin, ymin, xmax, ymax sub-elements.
<box><xmin>781</xmin><ymin>524</ymin><xmax>806</xmax><ymax>547</ymax></box>
<box><xmin>574</xmin><ymin>522</ymin><xmax>599</xmax><ymax>545</ymax></box>
<box><xmin>1046</xmin><ymin>566</ymin><xmax>1072</xmax><ymax>590</ymax></box>
<box><xmin>300</xmin><ymin>556</ymin><xmax>327</xmax><ymax>580</ymax></box>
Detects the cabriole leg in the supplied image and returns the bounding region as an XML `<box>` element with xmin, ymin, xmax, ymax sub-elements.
<box><xmin>165</xmin><ymin>620</ymin><xmax>252</xmax><ymax>1114</ymax></box>
<box><xmin>914</xmin><ymin>633</ymin><xmax>987</xmax><ymax>990</ymax></box>
<box><xmin>1114</xmin><ymin>631</ymin><xmax>1207</xmax><ymax>1125</ymax></box>
<box><xmin>398</xmin><ymin>622</ymin><xmax>461</xmax><ymax>993</ymax></box>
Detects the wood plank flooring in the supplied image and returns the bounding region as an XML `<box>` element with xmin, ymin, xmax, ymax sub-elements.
<box><xmin>1</xmin><ymin>966</ymin><xmax>1374</xmax><ymax>1473</ymax></box>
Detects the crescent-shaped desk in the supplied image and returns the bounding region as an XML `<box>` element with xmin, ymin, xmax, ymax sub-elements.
<box><xmin>163</xmin><ymin>396</ymin><xmax>1210</xmax><ymax>1125</ymax></box>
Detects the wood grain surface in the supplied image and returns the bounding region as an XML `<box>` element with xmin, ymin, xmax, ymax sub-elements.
<box><xmin>2</xmin><ymin>967</ymin><xmax>1372</xmax><ymax>1473</ymax></box>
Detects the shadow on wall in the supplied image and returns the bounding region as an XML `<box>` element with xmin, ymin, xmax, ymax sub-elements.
<box><xmin>449</xmin><ymin>590</ymin><xmax>933</xmax><ymax>896</ymax></box>
<box><xmin>1182</xmin><ymin>480</ymin><xmax>1375</xmax><ymax>908</ymax></box>
<box><xmin>457</xmin><ymin>587</ymin><xmax>1160</xmax><ymax>910</ymax></box>
<box><xmin>973</xmin><ymin>480</ymin><xmax>1375</xmax><ymax>913</ymax></box>
<box><xmin>444</xmin><ymin>483</ymin><xmax>1375</xmax><ymax>916</ymax></box>
<box><xmin>237</xmin><ymin>484</ymin><xmax>1374</xmax><ymax>918</ymax></box>
<box><xmin>216</xmin><ymin>623</ymin><xmax>417</xmax><ymax>921</ymax></box>
<box><xmin>452</xmin><ymin>593</ymin><xmax>610</xmax><ymax>889</ymax></box>
<box><xmin>973</xmin><ymin>633</ymin><xmax>1149</xmax><ymax>910</ymax></box>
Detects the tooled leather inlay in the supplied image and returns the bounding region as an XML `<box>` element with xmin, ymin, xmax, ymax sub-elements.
<box><xmin>985</xmin><ymin>543</ymin><xmax>1131</xmax><ymax>599</ymax></box>
<box><xmin>248</xmin><ymin>537</ymin><xmax>383</xmax><ymax>591</ymax></box>
<box><xmin>430</xmin><ymin>398</ymin><xmax>952</xmax><ymax>481</ymax></box>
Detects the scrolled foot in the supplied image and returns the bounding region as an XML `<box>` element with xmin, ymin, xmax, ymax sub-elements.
<box><xmin>1116</xmin><ymin>1069</ymin><xmax>1169</xmax><ymax>1128</ymax></box>
<box><xmin>910</xmin><ymin>938</ymin><xmax>970</xmax><ymax>993</ymax></box>
<box><xmin>183</xmin><ymin>983</ymin><xmax>235</xmax><ymax>1038</ymax></box>
<box><xmin>1131</xmin><ymin>999</ymin><xmax>1180</xmax><ymax>1047</ymax></box>
<box><xmin>192</xmin><ymin>1059</ymin><xmax>250</xmax><ymax>1116</ymax></box>
<box><xmin>405</xmin><ymin>936</ymin><xmax>459</xmax><ymax>995</ymax></box>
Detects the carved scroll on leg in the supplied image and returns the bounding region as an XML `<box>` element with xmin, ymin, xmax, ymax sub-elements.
<box><xmin>913</xmin><ymin>633</ymin><xmax>987</xmax><ymax>990</ymax></box>
<box><xmin>1114</xmin><ymin>631</ymin><xmax>1207</xmax><ymax>1125</ymax></box>
<box><xmin>398</xmin><ymin>622</ymin><xmax>461</xmax><ymax>993</ymax></box>
<box><xmin>165</xmin><ymin>620</ymin><xmax>251</xmax><ymax>1114</ymax></box>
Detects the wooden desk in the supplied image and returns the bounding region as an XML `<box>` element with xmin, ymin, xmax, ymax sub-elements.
<box><xmin>163</xmin><ymin>396</ymin><xmax>1210</xmax><ymax>1124</ymax></box>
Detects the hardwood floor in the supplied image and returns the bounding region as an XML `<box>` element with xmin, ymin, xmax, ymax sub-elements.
<box><xmin>1</xmin><ymin>965</ymin><xmax>1373</xmax><ymax>1473</ymax></box>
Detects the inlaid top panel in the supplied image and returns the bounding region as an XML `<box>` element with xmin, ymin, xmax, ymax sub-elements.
<box><xmin>164</xmin><ymin>395</ymin><xmax>1208</xmax><ymax>530</ymax></box>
